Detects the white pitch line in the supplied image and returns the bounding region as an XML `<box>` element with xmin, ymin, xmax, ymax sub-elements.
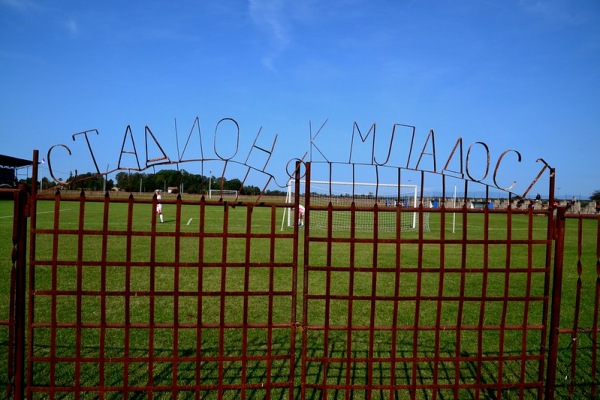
<box><xmin>36</xmin><ymin>208</ymin><xmax>71</xmax><ymax>215</ymax></box>
<box><xmin>0</xmin><ymin>208</ymin><xmax>71</xmax><ymax>219</ymax></box>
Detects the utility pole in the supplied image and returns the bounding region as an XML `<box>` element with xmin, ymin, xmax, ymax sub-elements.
<box><xmin>103</xmin><ymin>164</ymin><xmax>109</xmax><ymax>192</ymax></box>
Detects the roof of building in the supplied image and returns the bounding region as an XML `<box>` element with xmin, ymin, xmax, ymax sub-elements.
<box><xmin>0</xmin><ymin>154</ymin><xmax>33</xmax><ymax>168</ymax></box>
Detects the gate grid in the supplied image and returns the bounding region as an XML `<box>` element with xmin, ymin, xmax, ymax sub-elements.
<box><xmin>554</xmin><ymin>213</ymin><xmax>600</xmax><ymax>398</ymax></box>
<box><xmin>24</xmin><ymin>190</ymin><xmax>299</xmax><ymax>399</ymax></box>
<box><xmin>299</xmin><ymin>163</ymin><xmax>558</xmax><ymax>399</ymax></box>
<box><xmin>6</xmin><ymin>159</ymin><xmax>600</xmax><ymax>399</ymax></box>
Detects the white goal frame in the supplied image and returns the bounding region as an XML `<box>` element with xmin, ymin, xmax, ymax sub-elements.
<box><xmin>208</xmin><ymin>189</ymin><xmax>238</xmax><ymax>199</ymax></box>
<box><xmin>282</xmin><ymin>179</ymin><xmax>421</xmax><ymax>231</ymax></box>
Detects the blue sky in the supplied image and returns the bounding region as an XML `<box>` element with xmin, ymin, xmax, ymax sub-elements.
<box><xmin>1</xmin><ymin>0</ymin><xmax>599</xmax><ymax>199</ymax></box>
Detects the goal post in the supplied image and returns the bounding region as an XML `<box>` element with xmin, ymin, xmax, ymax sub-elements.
<box><xmin>208</xmin><ymin>189</ymin><xmax>239</xmax><ymax>199</ymax></box>
<box><xmin>282</xmin><ymin>179</ymin><xmax>430</xmax><ymax>232</ymax></box>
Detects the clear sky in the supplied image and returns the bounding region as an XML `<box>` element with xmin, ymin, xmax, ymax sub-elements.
<box><xmin>1</xmin><ymin>0</ymin><xmax>599</xmax><ymax>199</ymax></box>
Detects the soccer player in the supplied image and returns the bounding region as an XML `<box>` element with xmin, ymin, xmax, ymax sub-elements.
<box><xmin>156</xmin><ymin>190</ymin><xmax>164</xmax><ymax>223</ymax></box>
<box><xmin>298</xmin><ymin>204</ymin><xmax>305</xmax><ymax>226</ymax></box>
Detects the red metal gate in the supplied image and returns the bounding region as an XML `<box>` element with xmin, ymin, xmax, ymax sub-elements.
<box><xmin>299</xmin><ymin>162</ymin><xmax>563</xmax><ymax>399</ymax></box>
<box><xmin>12</xmin><ymin>172</ymin><xmax>301</xmax><ymax>399</ymax></box>
<box><xmin>4</xmin><ymin>157</ymin><xmax>600</xmax><ymax>399</ymax></box>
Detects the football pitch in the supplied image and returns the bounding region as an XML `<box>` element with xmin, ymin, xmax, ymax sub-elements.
<box><xmin>0</xmin><ymin>197</ymin><xmax>598</xmax><ymax>398</ymax></box>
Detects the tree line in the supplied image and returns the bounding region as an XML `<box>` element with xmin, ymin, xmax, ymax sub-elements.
<box><xmin>20</xmin><ymin>170</ymin><xmax>600</xmax><ymax>201</ymax></box>
<box><xmin>43</xmin><ymin>169</ymin><xmax>287</xmax><ymax>196</ymax></box>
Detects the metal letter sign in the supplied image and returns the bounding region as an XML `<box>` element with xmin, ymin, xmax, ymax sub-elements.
<box><xmin>43</xmin><ymin>116</ymin><xmax>551</xmax><ymax>200</ymax></box>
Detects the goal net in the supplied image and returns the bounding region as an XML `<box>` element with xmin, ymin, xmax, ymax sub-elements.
<box><xmin>208</xmin><ymin>189</ymin><xmax>239</xmax><ymax>200</ymax></box>
<box><xmin>283</xmin><ymin>180</ymin><xmax>430</xmax><ymax>232</ymax></box>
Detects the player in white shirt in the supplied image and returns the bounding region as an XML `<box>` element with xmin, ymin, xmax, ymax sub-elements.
<box><xmin>298</xmin><ymin>204</ymin><xmax>305</xmax><ymax>226</ymax></box>
<box><xmin>156</xmin><ymin>190</ymin><xmax>164</xmax><ymax>223</ymax></box>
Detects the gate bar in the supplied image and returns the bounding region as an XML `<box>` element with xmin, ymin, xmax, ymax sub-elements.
<box><xmin>8</xmin><ymin>186</ymin><xmax>29</xmax><ymax>400</ymax></box>
<box><xmin>545</xmin><ymin>205</ymin><xmax>567</xmax><ymax>400</ymax></box>
<box><xmin>9</xmin><ymin>150</ymin><xmax>37</xmax><ymax>400</ymax></box>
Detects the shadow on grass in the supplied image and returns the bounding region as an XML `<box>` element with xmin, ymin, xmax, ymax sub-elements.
<box><xmin>7</xmin><ymin>327</ymin><xmax>599</xmax><ymax>399</ymax></box>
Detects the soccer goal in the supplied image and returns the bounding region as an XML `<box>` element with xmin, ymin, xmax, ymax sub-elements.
<box><xmin>208</xmin><ymin>189</ymin><xmax>239</xmax><ymax>199</ymax></box>
<box><xmin>282</xmin><ymin>180</ymin><xmax>430</xmax><ymax>232</ymax></box>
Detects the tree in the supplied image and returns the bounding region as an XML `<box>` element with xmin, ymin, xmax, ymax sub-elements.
<box><xmin>240</xmin><ymin>185</ymin><xmax>261</xmax><ymax>195</ymax></box>
<box><xmin>110</xmin><ymin>167</ymin><xmax>270</xmax><ymax>195</ymax></box>
<box><xmin>223</xmin><ymin>178</ymin><xmax>241</xmax><ymax>191</ymax></box>
<box><xmin>590</xmin><ymin>190</ymin><xmax>600</xmax><ymax>202</ymax></box>
<box><xmin>265</xmin><ymin>189</ymin><xmax>286</xmax><ymax>196</ymax></box>
<box><xmin>68</xmin><ymin>172</ymin><xmax>105</xmax><ymax>191</ymax></box>
<box><xmin>154</xmin><ymin>169</ymin><xmax>182</xmax><ymax>191</ymax></box>
<box><xmin>115</xmin><ymin>171</ymin><xmax>145</xmax><ymax>192</ymax></box>
<box><xmin>179</xmin><ymin>170</ymin><xmax>208</xmax><ymax>194</ymax></box>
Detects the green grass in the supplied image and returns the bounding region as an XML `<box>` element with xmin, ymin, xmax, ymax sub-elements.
<box><xmin>1</xmin><ymin>196</ymin><xmax>598</xmax><ymax>399</ymax></box>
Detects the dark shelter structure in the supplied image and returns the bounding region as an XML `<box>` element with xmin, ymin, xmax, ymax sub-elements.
<box><xmin>0</xmin><ymin>154</ymin><xmax>32</xmax><ymax>188</ymax></box>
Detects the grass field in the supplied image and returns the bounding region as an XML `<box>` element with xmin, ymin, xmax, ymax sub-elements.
<box><xmin>0</xmin><ymin>195</ymin><xmax>598</xmax><ymax>399</ymax></box>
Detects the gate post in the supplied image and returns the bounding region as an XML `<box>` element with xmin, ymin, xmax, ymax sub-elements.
<box><xmin>545</xmin><ymin>205</ymin><xmax>566</xmax><ymax>400</ymax></box>
<box><xmin>8</xmin><ymin>185</ymin><xmax>29</xmax><ymax>400</ymax></box>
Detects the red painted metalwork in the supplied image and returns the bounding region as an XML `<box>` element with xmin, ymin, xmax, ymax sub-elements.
<box><xmin>545</xmin><ymin>206</ymin><xmax>566</xmax><ymax>399</ymax></box>
<box><xmin>22</xmin><ymin>176</ymin><xmax>300</xmax><ymax>398</ymax></box>
<box><xmin>300</xmin><ymin>162</ymin><xmax>557</xmax><ymax>399</ymax></box>
<box><xmin>4</xmin><ymin>154</ymin><xmax>600</xmax><ymax>399</ymax></box>
<box><xmin>4</xmin><ymin>185</ymin><xmax>29</xmax><ymax>400</ymax></box>
<box><xmin>554</xmin><ymin>213</ymin><xmax>600</xmax><ymax>399</ymax></box>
